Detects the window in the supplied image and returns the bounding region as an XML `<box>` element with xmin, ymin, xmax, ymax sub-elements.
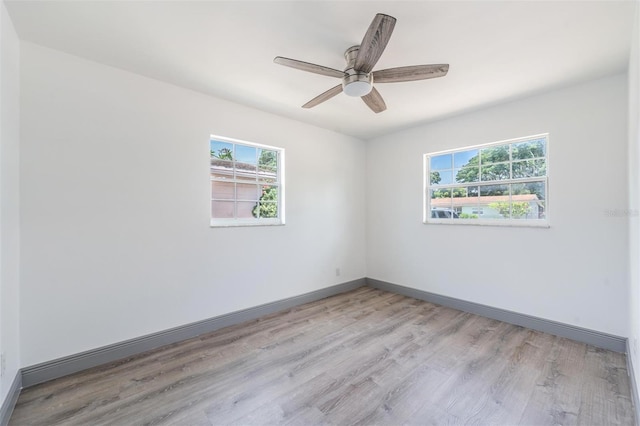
<box><xmin>210</xmin><ymin>135</ymin><xmax>284</xmax><ymax>226</ymax></box>
<box><xmin>424</xmin><ymin>134</ymin><xmax>548</xmax><ymax>226</ymax></box>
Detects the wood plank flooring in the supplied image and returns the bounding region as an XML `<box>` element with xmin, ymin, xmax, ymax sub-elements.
<box><xmin>9</xmin><ymin>287</ymin><xmax>635</xmax><ymax>425</ymax></box>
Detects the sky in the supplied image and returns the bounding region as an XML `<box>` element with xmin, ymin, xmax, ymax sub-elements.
<box><xmin>210</xmin><ymin>139</ymin><xmax>270</xmax><ymax>164</ymax></box>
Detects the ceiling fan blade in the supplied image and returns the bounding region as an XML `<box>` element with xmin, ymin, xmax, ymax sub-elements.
<box><xmin>274</xmin><ymin>57</ymin><xmax>346</xmax><ymax>79</ymax></box>
<box><xmin>302</xmin><ymin>84</ymin><xmax>343</xmax><ymax>108</ymax></box>
<box><xmin>361</xmin><ymin>87</ymin><xmax>387</xmax><ymax>113</ymax></box>
<box><xmin>354</xmin><ymin>14</ymin><xmax>396</xmax><ymax>74</ymax></box>
<box><xmin>373</xmin><ymin>64</ymin><xmax>449</xmax><ymax>83</ymax></box>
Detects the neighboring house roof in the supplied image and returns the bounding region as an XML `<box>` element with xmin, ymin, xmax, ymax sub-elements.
<box><xmin>211</xmin><ymin>159</ymin><xmax>256</xmax><ymax>172</ymax></box>
<box><xmin>211</xmin><ymin>159</ymin><xmax>277</xmax><ymax>180</ymax></box>
<box><xmin>431</xmin><ymin>194</ymin><xmax>541</xmax><ymax>207</ymax></box>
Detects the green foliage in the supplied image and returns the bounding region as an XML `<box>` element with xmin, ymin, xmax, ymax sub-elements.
<box><xmin>453</xmin><ymin>141</ymin><xmax>546</xmax><ymax>198</ymax></box>
<box><xmin>488</xmin><ymin>201</ymin><xmax>531</xmax><ymax>219</ymax></box>
<box><xmin>459</xmin><ymin>213</ymin><xmax>478</xmax><ymax>219</ymax></box>
<box><xmin>452</xmin><ymin>188</ymin><xmax>467</xmax><ymax>198</ymax></box>
<box><xmin>433</xmin><ymin>187</ymin><xmax>469</xmax><ymax>199</ymax></box>
<box><xmin>454</xmin><ymin>164</ymin><xmax>478</xmax><ymax>184</ymax></box>
<box><xmin>432</xmin><ymin>189</ymin><xmax>450</xmax><ymax>198</ymax></box>
<box><xmin>512</xmin><ymin>159</ymin><xmax>546</xmax><ymax>178</ymax></box>
<box><xmin>258</xmin><ymin>150</ymin><xmax>277</xmax><ymax>168</ymax></box>
<box><xmin>489</xmin><ymin>202</ymin><xmax>509</xmax><ymax>217</ymax></box>
<box><xmin>430</xmin><ymin>171</ymin><xmax>441</xmax><ymax>185</ymax></box>
<box><xmin>252</xmin><ymin>186</ymin><xmax>278</xmax><ymax>218</ymax></box>
<box><xmin>455</xmin><ymin>146</ymin><xmax>509</xmax><ymax>184</ymax></box>
<box><xmin>480</xmin><ymin>185</ymin><xmax>508</xmax><ymax>196</ymax></box>
<box><xmin>511</xmin><ymin>202</ymin><xmax>532</xmax><ymax>218</ymax></box>
<box><xmin>481</xmin><ymin>163</ymin><xmax>510</xmax><ymax>181</ymax></box>
<box><xmin>512</xmin><ymin>140</ymin><xmax>546</xmax><ymax>160</ymax></box>
<box><xmin>212</xmin><ymin>148</ymin><xmax>233</xmax><ymax>160</ymax></box>
<box><xmin>483</xmin><ymin>145</ymin><xmax>510</xmax><ymax>162</ymax></box>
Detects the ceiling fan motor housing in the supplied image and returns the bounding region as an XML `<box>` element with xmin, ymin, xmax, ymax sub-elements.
<box><xmin>342</xmin><ymin>45</ymin><xmax>373</xmax><ymax>97</ymax></box>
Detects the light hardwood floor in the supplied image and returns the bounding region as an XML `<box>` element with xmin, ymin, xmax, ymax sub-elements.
<box><xmin>9</xmin><ymin>287</ymin><xmax>635</xmax><ymax>425</ymax></box>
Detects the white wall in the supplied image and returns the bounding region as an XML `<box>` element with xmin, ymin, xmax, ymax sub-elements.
<box><xmin>12</xmin><ymin>16</ymin><xmax>635</xmax><ymax>377</ymax></box>
<box><xmin>0</xmin><ymin>0</ymin><xmax>20</xmax><ymax>405</ymax></box>
<box><xmin>628</xmin><ymin>0</ymin><xmax>640</xmax><ymax>398</ymax></box>
<box><xmin>367</xmin><ymin>74</ymin><xmax>629</xmax><ymax>336</ymax></box>
<box><xmin>19</xmin><ymin>43</ymin><xmax>366</xmax><ymax>367</ymax></box>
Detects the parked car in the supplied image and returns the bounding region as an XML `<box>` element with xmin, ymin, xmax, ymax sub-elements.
<box><xmin>431</xmin><ymin>208</ymin><xmax>459</xmax><ymax>219</ymax></box>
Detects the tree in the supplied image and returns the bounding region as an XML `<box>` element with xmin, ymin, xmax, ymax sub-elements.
<box><xmin>432</xmin><ymin>189</ymin><xmax>450</xmax><ymax>198</ymax></box>
<box><xmin>430</xmin><ymin>171</ymin><xmax>441</xmax><ymax>185</ymax></box>
<box><xmin>432</xmin><ymin>187</ymin><xmax>468</xmax><ymax>199</ymax></box>
<box><xmin>258</xmin><ymin>150</ymin><xmax>277</xmax><ymax>169</ymax></box>
<box><xmin>455</xmin><ymin>145</ymin><xmax>509</xmax><ymax>184</ymax></box>
<box><xmin>489</xmin><ymin>201</ymin><xmax>531</xmax><ymax>219</ymax></box>
<box><xmin>512</xmin><ymin>140</ymin><xmax>545</xmax><ymax>160</ymax></box>
<box><xmin>212</xmin><ymin>148</ymin><xmax>233</xmax><ymax>160</ymax></box>
<box><xmin>452</xmin><ymin>187</ymin><xmax>467</xmax><ymax>198</ymax></box>
<box><xmin>455</xmin><ymin>142</ymin><xmax>546</xmax><ymax>198</ymax></box>
<box><xmin>252</xmin><ymin>150</ymin><xmax>279</xmax><ymax>218</ymax></box>
<box><xmin>252</xmin><ymin>186</ymin><xmax>278</xmax><ymax>218</ymax></box>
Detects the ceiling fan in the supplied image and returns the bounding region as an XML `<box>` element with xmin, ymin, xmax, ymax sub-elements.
<box><xmin>274</xmin><ymin>13</ymin><xmax>449</xmax><ymax>113</ymax></box>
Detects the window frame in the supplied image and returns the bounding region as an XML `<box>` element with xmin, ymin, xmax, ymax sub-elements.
<box><xmin>423</xmin><ymin>134</ymin><xmax>549</xmax><ymax>227</ymax></box>
<box><xmin>210</xmin><ymin>134</ymin><xmax>285</xmax><ymax>227</ymax></box>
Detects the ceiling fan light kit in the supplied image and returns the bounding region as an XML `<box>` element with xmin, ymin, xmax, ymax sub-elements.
<box><xmin>274</xmin><ymin>13</ymin><xmax>449</xmax><ymax>113</ymax></box>
<box><xmin>343</xmin><ymin>78</ymin><xmax>373</xmax><ymax>97</ymax></box>
<box><xmin>342</xmin><ymin>46</ymin><xmax>373</xmax><ymax>97</ymax></box>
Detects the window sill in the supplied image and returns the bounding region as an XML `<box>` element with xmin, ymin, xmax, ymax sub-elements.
<box><xmin>210</xmin><ymin>219</ymin><xmax>285</xmax><ymax>228</ymax></box>
<box><xmin>424</xmin><ymin>219</ymin><xmax>550</xmax><ymax>228</ymax></box>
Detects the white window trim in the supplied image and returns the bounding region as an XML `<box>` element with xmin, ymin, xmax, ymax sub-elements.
<box><xmin>423</xmin><ymin>133</ymin><xmax>550</xmax><ymax>228</ymax></box>
<box><xmin>210</xmin><ymin>134</ymin><xmax>285</xmax><ymax>227</ymax></box>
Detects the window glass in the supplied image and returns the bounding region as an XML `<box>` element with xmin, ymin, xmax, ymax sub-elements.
<box><xmin>424</xmin><ymin>135</ymin><xmax>548</xmax><ymax>226</ymax></box>
<box><xmin>430</xmin><ymin>154</ymin><xmax>452</xmax><ymax>171</ymax></box>
<box><xmin>210</xmin><ymin>136</ymin><xmax>284</xmax><ymax>226</ymax></box>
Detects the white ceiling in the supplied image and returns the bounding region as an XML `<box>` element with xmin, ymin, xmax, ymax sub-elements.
<box><xmin>5</xmin><ymin>0</ymin><xmax>636</xmax><ymax>140</ymax></box>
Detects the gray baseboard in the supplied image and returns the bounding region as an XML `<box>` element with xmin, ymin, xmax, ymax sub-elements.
<box><xmin>366</xmin><ymin>278</ymin><xmax>627</xmax><ymax>353</ymax></box>
<box><xmin>22</xmin><ymin>278</ymin><xmax>365</xmax><ymax>388</ymax></box>
<box><xmin>0</xmin><ymin>370</ymin><xmax>22</xmax><ymax>426</ymax></box>
<box><xmin>627</xmin><ymin>340</ymin><xmax>640</xmax><ymax>426</ymax></box>
<box><xmin>20</xmin><ymin>276</ymin><xmax>629</xmax><ymax>390</ymax></box>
